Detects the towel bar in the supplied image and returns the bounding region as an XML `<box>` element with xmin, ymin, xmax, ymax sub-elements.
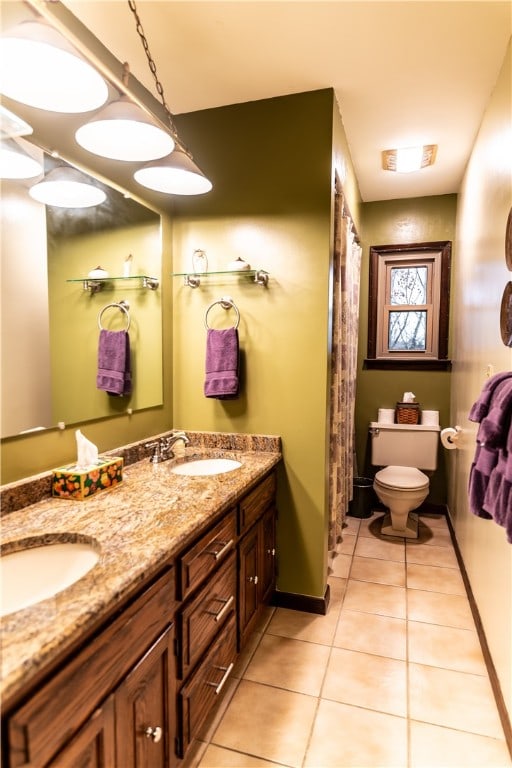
<box><xmin>98</xmin><ymin>300</ymin><xmax>131</xmax><ymax>331</ymax></box>
<box><xmin>204</xmin><ymin>297</ymin><xmax>240</xmax><ymax>330</ymax></box>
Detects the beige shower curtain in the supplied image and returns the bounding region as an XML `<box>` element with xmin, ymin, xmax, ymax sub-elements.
<box><xmin>328</xmin><ymin>182</ymin><xmax>362</xmax><ymax>553</ymax></box>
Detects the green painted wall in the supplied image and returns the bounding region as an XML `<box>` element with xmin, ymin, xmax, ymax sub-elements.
<box><xmin>355</xmin><ymin>195</ymin><xmax>457</xmax><ymax>503</ymax></box>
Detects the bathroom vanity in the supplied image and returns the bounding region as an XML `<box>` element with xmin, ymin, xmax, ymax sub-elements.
<box><xmin>0</xmin><ymin>433</ymin><xmax>281</xmax><ymax>767</ymax></box>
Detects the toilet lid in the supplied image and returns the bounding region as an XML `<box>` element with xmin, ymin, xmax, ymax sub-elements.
<box><xmin>375</xmin><ymin>465</ymin><xmax>429</xmax><ymax>490</ymax></box>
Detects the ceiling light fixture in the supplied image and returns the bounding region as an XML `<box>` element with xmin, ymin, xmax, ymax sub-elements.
<box><xmin>0</xmin><ymin>20</ymin><xmax>109</xmax><ymax>113</ymax></box>
<box><xmin>127</xmin><ymin>0</ymin><xmax>212</xmax><ymax>195</ymax></box>
<box><xmin>382</xmin><ymin>145</ymin><xmax>437</xmax><ymax>173</ymax></box>
<box><xmin>0</xmin><ymin>138</ymin><xmax>43</xmax><ymax>179</ymax></box>
<box><xmin>29</xmin><ymin>166</ymin><xmax>107</xmax><ymax>208</ymax></box>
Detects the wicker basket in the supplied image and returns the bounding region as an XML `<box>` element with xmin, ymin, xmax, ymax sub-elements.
<box><xmin>395</xmin><ymin>402</ymin><xmax>420</xmax><ymax>425</ymax></box>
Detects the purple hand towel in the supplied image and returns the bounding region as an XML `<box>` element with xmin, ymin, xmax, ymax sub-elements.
<box><xmin>97</xmin><ymin>329</ymin><xmax>132</xmax><ymax>396</ymax></box>
<box><xmin>204</xmin><ymin>327</ymin><xmax>239</xmax><ymax>399</ymax></box>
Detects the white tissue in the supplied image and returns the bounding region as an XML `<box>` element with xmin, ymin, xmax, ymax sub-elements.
<box><xmin>76</xmin><ymin>429</ymin><xmax>99</xmax><ymax>469</ymax></box>
<box><xmin>402</xmin><ymin>391</ymin><xmax>416</xmax><ymax>403</ymax></box>
<box><xmin>440</xmin><ymin>428</ymin><xmax>458</xmax><ymax>450</ymax></box>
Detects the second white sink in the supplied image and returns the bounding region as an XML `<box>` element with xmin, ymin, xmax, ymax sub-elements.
<box><xmin>170</xmin><ymin>458</ymin><xmax>242</xmax><ymax>476</ymax></box>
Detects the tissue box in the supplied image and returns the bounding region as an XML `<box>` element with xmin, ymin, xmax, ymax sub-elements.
<box><xmin>52</xmin><ymin>457</ymin><xmax>123</xmax><ymax>501</ymax></box>
<box><xmin>395</xmin><ymin>402</ymin><xmax>420</xmax><ymax>425</ymax></box>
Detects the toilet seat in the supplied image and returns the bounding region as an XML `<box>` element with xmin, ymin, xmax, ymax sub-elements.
<box><xmin>375</xmin><ymin>465</ymin><xmax>429</xmax><ymax>491</ymax></box>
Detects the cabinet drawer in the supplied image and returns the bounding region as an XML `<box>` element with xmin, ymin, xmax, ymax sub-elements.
<box><xmin>177</xmin><ymin>615</ymin><xmax>237</xmax><ymax>757</ymax></box>
<box><xmin>178</xmin><ymin>552</ymin><xmax>236</xmax><ymax>680</ymax></box>
<box><xmin>7</xmin><ymin>569</ymin><xmax>175</xmax><ymax>768</ymax></box>
<box><xmin>239</xmin><ymin>472</ymin><xmax>276</xmax><ymax>535</ymax></box>
<box><xmin>178</xmin><ymin>511</ymin><xmax>236</xmax><ymax>601</ymax></box>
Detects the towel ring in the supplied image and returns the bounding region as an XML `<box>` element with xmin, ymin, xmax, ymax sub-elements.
<box><xmin>204</xmin><ymin>296</ymin><xmax>240</xmax><ymax>330</ymax></box>
<box><xmin>98</xmin><ymin>300</ymin><xmax>131</xmax><ymax>331</ymax></box>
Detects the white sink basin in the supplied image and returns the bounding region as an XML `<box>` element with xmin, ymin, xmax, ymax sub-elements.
<box><xmin>0</xmin><ymin>539</ymin><xmax>100</xmax><ymax>617</ymax></box>
<box><xmin>170</xmin><ymin>458</ymin><xmax>242</xmax><ymax>476</ymax></box>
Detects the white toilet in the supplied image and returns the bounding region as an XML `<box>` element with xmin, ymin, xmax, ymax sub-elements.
<box><xmin>369</xmin><ymin>422</ymin><xmax>440</xmax><ymax>538</ymax></box>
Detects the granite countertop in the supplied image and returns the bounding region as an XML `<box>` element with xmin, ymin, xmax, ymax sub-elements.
<box><xmin>0</xmin><ymin>442</ymin><xmax>281</xmax><ymax>707</ymax></box>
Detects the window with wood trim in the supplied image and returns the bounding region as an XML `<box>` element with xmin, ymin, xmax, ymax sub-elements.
<box><xmin>366</xmin><ymin>241</ymin><xmax>451</xmax><ymax>371</ymax></box>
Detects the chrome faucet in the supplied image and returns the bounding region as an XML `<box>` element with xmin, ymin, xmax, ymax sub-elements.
<box><xmin>148</xmin><ymin>431</ymin><xmax>190</xmax><ymax>464</ymax></box>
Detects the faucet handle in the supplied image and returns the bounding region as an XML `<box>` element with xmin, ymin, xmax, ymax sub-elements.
<box><xmin>146</xmin><ymin>441</ymin><xmax>161</xmax><ymax>463</ymax></box>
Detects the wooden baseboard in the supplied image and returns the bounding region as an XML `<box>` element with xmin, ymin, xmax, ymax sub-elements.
<box><xmin>271</xmin><ymin>584</ymin><xmax>330</xmax><ymax>616</ymax></box>
<box><xmin>445</xmin><ymin>510</ymin><xmax>512</xmax><ymax>759</ymax></box>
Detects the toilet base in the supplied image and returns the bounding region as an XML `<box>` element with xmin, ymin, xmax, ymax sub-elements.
<box><xmin>381</xmin><ymin>512</ymin><xmax>419</xmax><ymax>539</ymax></box>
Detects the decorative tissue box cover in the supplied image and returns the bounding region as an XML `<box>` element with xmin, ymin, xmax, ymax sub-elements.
<box><xmin>395</xmin><ymin>402</ymin><xmax>420</xmax><ymax>425</ymax></box>
<box><xmin>52</xmin><ymin>457</ymin><xmax>123</xmax><ymax>500</ymax></box>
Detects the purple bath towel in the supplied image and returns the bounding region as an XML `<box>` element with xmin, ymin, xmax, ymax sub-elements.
<box><xmin>97</xmin><ymin>329</ymin><xmax>132</xmax><ymax>396</ymax></box>
<box><xmin>204</xmin><ymin>327</ymin><xmax>239</xmax><ymax>399</ymax></box>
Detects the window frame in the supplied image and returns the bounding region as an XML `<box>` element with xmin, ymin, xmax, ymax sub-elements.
<box><xmin>366</xmin><ymin>241</ymin><xmax>451</xmax><ymax>371</ymax></box>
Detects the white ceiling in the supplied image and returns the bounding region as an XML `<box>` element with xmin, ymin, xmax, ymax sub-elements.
<box><xmin>64</xmin><ymin>1</ymin><xmax>511</xmax><ymax>201</ymax></box>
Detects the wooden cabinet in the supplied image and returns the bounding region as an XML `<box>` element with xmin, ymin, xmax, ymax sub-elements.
<box><xmin>50</xmin><ymin>697</ymin><xmax>116</xmax><ymax>768</ymax></box>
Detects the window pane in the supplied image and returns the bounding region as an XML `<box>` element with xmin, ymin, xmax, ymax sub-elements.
<box><xmin>390</xmin><ymin>266</ymin><xmax>427</xmax><ymax>305</ymax></box>
<box><xmin>388</xmin><ymin>310</ymin><xmax>426</xmax><ymax>351</ymax></box>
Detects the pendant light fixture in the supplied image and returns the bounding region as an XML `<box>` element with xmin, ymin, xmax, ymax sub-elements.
<box><xmin>0</xmin><ymin>20</ymin><xmax>108</xmax><ymax>113</ymax></box>
<box><xmin>0</xmin><ymin>138</ymin><xmax>43</xmax><ymax>180</ymax></box>
<box><xmin>127</xmin><ymin>0</ymin><xmax>212</xmax><ymax>195</ymax></box>
<box><xmin>29</xmin><ymin>166</ymin><xmax>107</xmax><ymax>208</ymax></box>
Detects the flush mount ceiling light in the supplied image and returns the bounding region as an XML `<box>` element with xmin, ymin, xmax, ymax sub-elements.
<box><xmin>134</xmin><ymin>147</ymin><xmax>213</xmax><ymax>195</ymax></box>
<box><xmin>0</xmin><ymin>138</ymin><xmax>43</xmax><ymax>179</ymax></box>
<box><xmin>127</xmin><ymin>0</ymin><xmax>212</xmax><ymax>195</ymax></box>
<box><xmin>29</xmin><ymin>166</ymin><xmax>107</xmax><ymax>208</ymax></box>
<box><xmin>382</xmin><ymin>145</ymin><xmax>437</xmax><ymax>173</ymax></box>
<box><xmin>0</xmin><ymin>20</ymin><xmax>109</xmax><ymax>113</ymax></box>
<box><xmin>75</xmin><ymin>93</ymin><xmax>175</xmax><ymax>162</ymax></box>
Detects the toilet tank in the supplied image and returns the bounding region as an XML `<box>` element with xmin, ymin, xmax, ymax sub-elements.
<box><xmin>370</xmin><ymin>422</ymin><xmax>440</xmax><ymax>471</ymax></box>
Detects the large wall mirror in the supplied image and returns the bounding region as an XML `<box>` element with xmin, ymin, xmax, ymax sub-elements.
<box><xmin>1</xmin><ymin>144</ymin><xmax>163</xmax><ymax>438</ymax></box>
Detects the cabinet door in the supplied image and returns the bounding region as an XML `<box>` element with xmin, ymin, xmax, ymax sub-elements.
<box><xmin>260</xmin><ymin>505</ymin><xmax>277</xmax><ymax>605</ymax></box>
<box><xmin>238</xmin><ymin>525</ymin><xmax>260</xmax><ymax>648</ymax></box>
<box><xmin>115</xmin><ymin>624</ymin><xmax>176</xmax><ymax>768</ymax></box>
<box><xmin>50</xmin><ymin>696</ymin><xmax>115</xmax><ymax>768</ymax></box>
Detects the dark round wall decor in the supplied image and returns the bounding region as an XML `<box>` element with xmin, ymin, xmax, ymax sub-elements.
<box><xmin>500</xmin><ymin>281</ymin><xmax>512</xmax><ymax>347</ymax></box>
<box><xmin>506</xmin><ymin>206</ymin><xmax>512</xmax><ymax>271</ymax></box>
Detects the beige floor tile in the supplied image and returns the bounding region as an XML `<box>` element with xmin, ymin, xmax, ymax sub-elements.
<box><xmin>355</xmin><ymin>535</ymin><xmax>405</xmax><ymax>562</ymax></box>
<box><xmin>212</xmin><ymin>680</ymin><xmax>316</xmax><ymax>768</ymax></box>
<box><xmin>329</xmin><ymin>552</ymin><xmax>352</xmax><ymax>578</ymax></box>
<box><xmin>243</xmin><ymin>633</ymin><xmax>330</xmax><ymax>696</ymax></box>
<box><xmin>416</xmin><ymin>522</ymin><xmax>453</xmax><ymax>547</ymax></box>
<box><xmin>406</xmin><ymin>562</ymin><xmax>466</xmax><ymax>594</ymax></box>
<box><xmin>418</xmin><ymin>512</ymin><xmax>449</xmax><ymax>529</ymax></box>
<box><xmin>408</xmin><ymin>621</ymin><xmax>487</xmax><ymax>675</ymax></box>
<box><xmin>232</xmin><ymin>629</ymin><xmax>263</xmax><ymax>679</ymax></box>
<box><xmin>409</xmin><ymin>720</ymin><xmax>512</xmax><ymax>767</ymax></box>
<box><xmin>358</xmin><ymin>512</ymin><xmax>386</xmax><ymax>537</ymax></box>
<box><xmin>407</xmin><ymin>588</ymin><xmax>475</xmax><ymax>629</ymax></box>
<box><xmin>198</xmin><ymin>744</ymin><xmax>283</xmax><ymax>767</ymax></box>
<box><xmin>350</xmin><ymin>555</ymin><xmax>406</xmax><ymax>586</ymax></box>
<box><xmin>338</xmin><ymin>532</ymin><xmax>357</xmax><ymax>555</ymax></box>
<box><xmin>304</xmin><ymin>699</ymin><xmax>407</xmax><ymax>767</ymax></box>
<box><xmin>334</xmin><ymin>609</ymin><xmax>406</xmax><ymax>660</ymax></box>
<box><xmin>344</xmin><ymin>579</ymin><xmax>407</xmax><ymax>619</ymax></box>
<box><xmin>342</xmin><ymin>516</ymin><xmax>361</xmax><ymax>534</ymax></box>
<box><xmin>266</xmin><ymin>605</ymin><xmax>339</xmax><ymax>645</ymax></box>
<box><xmin>327</xmin><ymin>575</ymin><xmax>347</xmax><ymax>605</ymax></box>
<box><xmin>409</xmin><ymin>663</ymin><xmax>505</xmax><ymax>738</ymax></box>
<box><xmin>406</xmin><ymin>542</ymin><xmax>459</xmax><ymax>568</ymax></box>
<box><xmin>322</xmin><ymin>647</ymin><xmax>407</xmax><ymax>717</ymax></box>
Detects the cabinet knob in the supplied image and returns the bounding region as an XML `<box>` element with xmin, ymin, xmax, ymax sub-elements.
<box><xmin>145</xmin><ymin>726</ymin><xmax>163</xmax><ymax>743</ymax></box>
<box><xmin>267</xmin><ymin>548</ymin><xmax>276</xmax><ymax>556</ymax></box>
<box><xmin>248</xmin><ymin>575</ymin><xmax>259</xmax><ymax>585</ymax></box>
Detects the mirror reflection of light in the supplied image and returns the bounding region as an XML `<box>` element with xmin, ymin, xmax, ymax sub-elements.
<box><xmin>29</xmin><ymin>167</ymin><xmax>107</xmax><ymax>208</ymax></box>
<box><xmin>0</xmin><ymin>140</ymin><xmax>43</xmax><ymax>179</ymax></box>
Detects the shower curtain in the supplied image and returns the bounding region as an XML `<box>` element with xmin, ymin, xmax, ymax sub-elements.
<box><xmin>328</xmin><ymin>182</ymin><xmax>362</xmax><ymax>553</ymax></box>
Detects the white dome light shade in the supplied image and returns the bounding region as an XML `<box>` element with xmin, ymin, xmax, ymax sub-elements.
<box><xmin>0</xmin><ymin>139</ymin><xmax>43</xmax><ymax>179</ymax></box>
<box><xmin>134</xmin><ymin>149</ymin><xmax>213</xmax><ymax>195</ymax></box>
<box><xmin>0</xmin><ymin>21</ymin><xmax>109</xmax><ymax>113</ymax></box>
<box><xmin>75</xmin><ymin>97</ymin><xmax>174</xmax><ymax>161</ymax></box>
<box><xmin>29</xmin><ymin>166</ymin><xmax>106</xmax><ymax>208</ymax></box>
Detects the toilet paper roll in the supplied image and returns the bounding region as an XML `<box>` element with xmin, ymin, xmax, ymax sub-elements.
<box><xmin>422</xmin><ymin>410</ymin><xmax>439</xmax><ymax>426</ymax></box>
<box><xmin>378</xmin><ymin>408</ymin><xmax>395</xmax><ymax>424</ymax></box>
<box><xmin>440</xmin><ymin>427</ymin><xmax>458</xmax><ymax>450</ymax></box>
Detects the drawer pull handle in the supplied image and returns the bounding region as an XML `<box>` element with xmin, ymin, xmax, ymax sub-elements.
<box><xmin>248</xmin><ymin>575</ymin><xmax>259</xmax><ymax>585</ymax></box>
<box><xmin>145</xmin><ymin>726</ymin><xmax>163</xmax><ymax>743</ymax></box>
<box><xmin>206</xmin><ymin>662</ymin><xmax>234</xmax><ymax>695</ymax></box>
<box><xmin>206</xmin><ymin>595</ymin><xmax>235</xmax><ymax>622</ymax></box>
<box><xmin>267</xmin><ymin>548</ymin><xmax>276</xmax><ymax>556</ymax></box>
<box><xmin>206</xmin><ymin>539</ymin><xmax>234</xmax><ymax>561</ymax></box>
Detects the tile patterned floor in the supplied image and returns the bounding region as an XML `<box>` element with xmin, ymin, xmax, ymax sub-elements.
<box><xmin>185</xmin><ymin>511</ymin><xmax>512</xmax><ymax>768</ymax></box>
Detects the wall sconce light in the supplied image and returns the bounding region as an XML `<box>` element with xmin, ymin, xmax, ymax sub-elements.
<box><xmin>382</xmin><ymin>145</ymin><xmax>437</xmax><ymax>173</ymax></box>
<box><xmin>134</xmin><ymin>147</ymin><xmax>213</xmax><ymax>195</ymax></box>
<box><xmin>0</xmin><ymin>138</ymin><xmax>43</xmax><ymax>179</ymax></box>
<box><xmin>0</xmin><ymin>20</ymin><xmax>109</xmax><ymax>113</ymax></box>
<box><xmin>29</xmin><ymin>165</ymin><xmax>107</xmax><ymax>208</ymax></box>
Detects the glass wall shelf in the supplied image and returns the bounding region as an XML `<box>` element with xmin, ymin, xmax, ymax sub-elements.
<box><xmin>171</xmin><ymin>269</ymin><xmax>269</xmax><ymax>288</ymax></box>
<box><xmin>67</xmin><ymin>275</ymin><xmax>159</xmax><ymax>294</ymax></box>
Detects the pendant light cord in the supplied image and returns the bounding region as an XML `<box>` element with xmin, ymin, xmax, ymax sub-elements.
<box><xmin>127</xmin><ymin>0</ymin><xmax>189</xmax><ymax>155</ymax></box>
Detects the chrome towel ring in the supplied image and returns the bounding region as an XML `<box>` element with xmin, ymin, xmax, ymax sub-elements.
<box><xmin>204</xmin><ymin>296</ymin><xmax>240</xmax><ymax>330</ymax></box>
<box><xmin>98</xmin><ymin>300</ymin><xmax>131</xmax><ymax>331</ymax></box>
